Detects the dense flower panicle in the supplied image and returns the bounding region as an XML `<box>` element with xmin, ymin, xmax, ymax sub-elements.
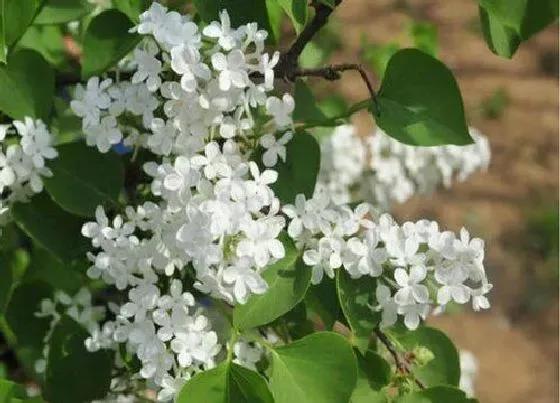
<box><xmin>59</xmin><ymin>2</ymin><xmax>493</xmax><ymax>401</ymax></box>
<box><xmin>317</xmin><ymin>125</ymin><xmax>491</xmax><ymax>208</ymax></box>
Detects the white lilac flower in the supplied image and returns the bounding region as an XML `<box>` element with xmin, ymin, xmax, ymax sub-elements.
<box><xmin>71</xmin><ymin>77</ymin><xmax>112</xmax><ymax>127</ymax></box>
<box><xmin>260</xmin><ymin>131</ymin><xmax>293</xmax><ymax>167</ymax></box>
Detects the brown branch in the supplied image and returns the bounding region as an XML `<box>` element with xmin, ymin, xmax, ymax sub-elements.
<box><xmin>374</xmin><ymin>328</ymin><xmax>426</xmax><ymax>389</ymax></box>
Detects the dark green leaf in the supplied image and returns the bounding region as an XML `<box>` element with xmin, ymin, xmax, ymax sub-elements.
<box><xmin>270</xmin><ymin>130</ymin><xmax>320</xmax><ymax>204</ymax></box>
<box><xmin>45</xmin><ymin>315</ymin><xmax>112</xmax><ymax>403</ymax></box>
<box><xmin>1</xmin><ymin>0</ymin><xmax>42</xmax><ymax>47</ymax></box>
<box><xmin>17</xmin><ymin>25</ymin><xmax>67</xmax><ymax>67</ymax></box>
<box><xmin>376</xmin><ymin>48</ymin><xmax>472</xmax><ymax>146</ymax></box>
<box><xmin>0</xmin><ymin>1</ymin><xmax>6</xmax><ymax>63</ymax></box>
<box><xmin>396</xmin><ymin>386</ymin><xmax>475</xmax><ymax>403</ymax></box>
<box><xmin>519</xmin><ymin>0</ymin><xmax>559</xmax><ymax>40</ymax></box>
<box><xmin>269</xmin><ymin>332</ymin><xmax>357</xmax><ymax>403</ymax></box>
<box><xmin>293</xmin><ymin>80</ymin><xmax>327</xmax><ymax>123</ymax></box>
<box><xmin>34</xmin><ymin>0</ymin><xmax>94</xmax><ymax>25</ymax></box>
<box><xmin>276</xmin><ymin>0</ymin><xmax>308</xmax><ymax>33</ymax></box>
<box><xmin>305</xmin><ymin>277</ymin><xmax>344</xmax><ymax>330</ymax></box>
<box><xmin>194</xmin><ymin>0</ymin><xmax>283</xmax><ymax>43</ymax></box>
<box><xmin>234</xmin><ymin>233</ymin><xmax>311</xmax><ymax>330</ymax></box>
<box><xmin>0</xmin><ymin>49</ymin><xmax>54</xmax><ymax>120</ymax></box>
<box><xmin>177</xmin><ymin>362</ymin><xmax>273</xmax><ymax>403</ymax></box>
<box><xmin>44</xmin><ymin>142</ymin><xmax>124</xmax><ymax>217</ymax></box>
<box><xmin>11</xmin><ymin>193</ymin><xmax>89</xmax><ymax>263</ymax></box>
<box><xmin>4</xmin><ymin>281</ymin><xmax>52</xmax><ymax>347</ymax></box>
<box><xmin>337</xmin><ymin>270</ymin><xmax>379</xmax><ymax>353</ymax></box>
<box><xmin>81</xmin><ymin>9</ymin><xmax>140</xmax><ymax>79</ymax></box>
<box><xmin>479</xmin><ymin>7</ymin><xmax>521</xmax><ymax>59</ymax></box>
<box><xmin>388</xmin><ymin>326</ymin><xmax>460</xmax><ymax>387</ymax></box>
<box><xmin>114</xmin><ymin>0</ymin><xmax>149</xmax><ymax>22</ymax></box>
<box><xmin>23</xmin><ymin>246</ymin><xmax>85</xmax><ymax>294</ymax></box>
<box><xmin>0</xmin><ymin>249</ymin><xmax>28</xmax><ymax>313</ymax></box>
<box><xmin>351</xmin><ymin>350</ymin><xmax>391</xmax><ymax>403</ymax></box>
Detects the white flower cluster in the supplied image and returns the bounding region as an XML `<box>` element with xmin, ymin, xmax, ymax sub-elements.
<box><xmin>459</xmin><ymin>350</ymin><xmax>479</xmax><ymax>397</ymax></box>
<box><xmin>34</xmin><ymin>288</ymin><xmax>105</xmax><ymax>374</ymax></box>
<box><xmin>68</xmin><ymin>3</ymin><xmax>493</xmax><ymax>401</ymax></box>
<box><xmin>283</xmin><ymin>195</ymin><xmax>492</xmax><ymax>330</ymax></box>
<box><xmin>317</xmin><ymin>125</ymin><xmax>491</xmax><ymax>209</ymax></box>
<box><xmin>0</xmin><ymin>118</ymin><xmax>58</xmax><ymax>231</ymax></box>
<box><xmin>76</xmin><ymin>3</ymin><xmax>296</xmax><ymax>400</ymax></box>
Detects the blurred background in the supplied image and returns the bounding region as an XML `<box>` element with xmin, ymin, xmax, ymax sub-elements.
<box><xmin>301</xmin><ymin>0</ymin><xmax>558</xmax><ymax>401</ymax></box>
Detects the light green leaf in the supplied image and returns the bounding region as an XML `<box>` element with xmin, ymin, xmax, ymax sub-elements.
<box><xmin>194</xmin><ymin>0</ymin><xmax>282</xmax><ymax>43</ymax></box>
<box><xmin>177</xmin><ymin>362</ymin><xmax>273</xmax><ymax>403</ymax></box>
<box><xmin>362</xmin><ymin>41</ymin><xmax>400</xmax><ymax>79</ymax></box>
<box><xmin>1</xmin><ymin>0</ymin><xmax>42</xmax><ymax>47</ymax></box>
<box><xmin>376</xmin><ymin>48</ymin><xmax>472</xmax><ymax>146</ymax></box>
<box><xmin>270</xmin><ymin>130</ymin><xmax>320</xmax><ymax>204</ymax></box>
<box><xmin>337</xmin><ymin>270</ymin><xmax>379</xmax><ymax>353</ymax></box>
<box><xmin>409</xmin><ymin>21</ymin><xmax>438</xmax><ymax>56</ymax></box>
<box><xmin>351</xmin><ymin>350</ymin><xmax>391</xmax><ymax>403</ymax></box>
<box><xmin>81</xmin><ymin>9</ymin><xmax>140</xmax><ymax>78</ymax></box>
<box><xmin>388</xmin><ymin>326</ymin><xmax>460</xmax><ymax>387</ymax></box>
<box><xmin>0</xmin><ymin>49</ymin><xmax>54</xmax><ymax>120</ymax></box>
<box><xmin>114</xmin><ymin>0</ymin><xmax>149</xmax><ymax>22</ymax></box>
<box><xmin>276</xmin><ymin>0</ymin><xmax>308</xmax><ymax>33</ymax></box>
<box><xmin>293</xmin><ymin>80</ymin><xmax>327</xmax><ymax>123</ymax></box>
<box><xmin>11</xmin><ymin>193</ymin><xmax>90</xmax><ymax>263</ymax></box>
<box><xmin>45</xmin><ymin>315</ymin><xmax>113</xmax><ymax>403</ymax></box>
<box><xmin>44</xmin><ymin>142</ymin><xmax>124</xmax><ymax>217</ymax></box>
<box><xmin>396</xmin><ymin>386</ymin><xmax>476</xmax><ymax>403</ymax></box>
<box><xmin>479</xmin><ymin>7</ymin><xmax>521</xmax><ymax>59</ymax></box>
<box><xmin>17</xmin><ymin>25</ymin><xmax>67</xmax><ymax>67</ymax></box>
<box><xmin>0</xmin><ymin>379</ymin><xmax>27</xmax><ymax>401</ymax></box>
<box><xmin>269</xmin><ymin>332</ymin><xmax>357</xmax><ymax>403</ymax></box>
<box><xmin>34</xmin><ymin>0</ymin><xmax>94</xmax><ymax>25</ymax></box>
<box><xmin>233</xmin><ymin>233</ymin><xmax>311</xmax><ymax>330</ymax></box>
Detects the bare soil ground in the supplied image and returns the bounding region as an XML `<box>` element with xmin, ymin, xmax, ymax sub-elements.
<box><xmin>325</xmin><ymin>1</ymin><xmax>558</xmax><ymax>401</ymax></box>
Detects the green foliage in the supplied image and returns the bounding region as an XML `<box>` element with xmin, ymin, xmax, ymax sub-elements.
<box><xmin>268</xmin><ymin>332</ymin><xmax>357</xmax><ymax>403</ymax></box>
<box><xmin>479</xmin><ymin>87</ymin><xmax>510</xmax><ymax>119</ymax></box>
<box><xmin>293</xmin><ymin>80</ymin><xmax>327</xmax><ymax>123</ymax></box>
<box><xmin>177</xmin><ymin>362</ymin><xmax>274</xmax><ymax>403</ymax></box>
<box><xmin>388</xmin><ymin>325</ymin><xmax>461</xmax><ymax>387</ymax></box>
<box><xmin>275</xmin><ymin>0</ymin><xmax>308</xmax><ymax>33</ymax></box>
<box><xmin>81</xmin><ymin>9</ymin><xmax>140</xmax><ymax>78</ymax></box>
<box><xmin>270</xmin><ymin>130</ymin><xmax>320</xmax><ymax>204</ymax></box>
<box><xmin>0</xmin><ymin>248</ymin><xmax>28</xmax><ymax>313</ymax></box>
<box><xmin>337</xmin><ymin>270</ymin><xmax>379</xmax><ymax>353</ymax></box>
<box><xmin>234</xmin><ymin>234</ymin><xmax>311</xmax><ymax>330</ymax></box>
<box><xmin>44</xmin><ymin>142</ymin><xmax>124</xmax><ymax>217</ymax></box>
<box><xmin>479</xmin><ymin>7</ymin><xmax>521</xmax><ymax>59</ymax></box>
<box><xmin>396</xmin><ymin>386</ymin><xmax>477</xmax><ymax>403</ymax></box>
<box><xmin>375</xmin><ymin>48</ymin><xmax>472</xmax><ymax>146</ymax></box>
<box><xmin>34</xmin><ymin>0</ymin><xmax>94</xmax><ymax>25</ymax></box>
<box><xmin>0</xmin><ymin>49</ymin><xmax>54</xmax><ymax>120</ymax></box>
<box><xmin>113</xmin><ymin>0</ymin><xmax>149</xmax><ymax>22</ymax></box>
<box><xmin>305</xmin><ymin>277</ymin><xmax>344</xmax><ymax>330</ymax></box>
<box><xmin>0</xmin><ymin>379</ymin><xmax>28</xmax><ymax>401</ymax></box>
<box><xmin>45</xmin><ymin>315</ymin><xmax>113</xmax><ymax>403</ymax></box>
<box><xmin>11</xmin><ymin>193</ymin><xmax>89</xmax><ymax>262</ymax></box>
<box><xmin>351</xmin><ymin>350</ymin><xmax>391</xmax><ymax>402</ymax></box>
<box><xmin>17</xmin><ymin>25</ymin><xmax>68</xmax><ymax>69</ymax></box>
<box><xmin>0</xmin><ymin>0</ymin><xmax>42</xmax><ymax>49</ymax></box>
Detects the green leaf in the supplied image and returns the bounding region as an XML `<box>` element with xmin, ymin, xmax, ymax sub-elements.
<box><xmin>23</xmin><ymin>246</ymin><xmax>85</xmax><ymax>294</ymax></box>
<box><xmin>319</xmin><ymin>0</ymin><xmax>336</xmax><ymax>7</ymax></box>
<box><xmin>44</xmin><ymin>142</ymin><xmax>124</xmax><ymax>217</ymax></box>
<box><xmin>0</xmin><ymin>249</ymin><xmax>29</xmax><ymax>313</ymax></box>
<box><xmin>0</xmin><ymin>49</ymin><xmax>54</xmax><ymax>120</ymax></box>
<box><xmin>351</xmin><ymin>350</ymin><xmax>391</xmax><ymax>403</ymax></box>
<box><xmin>234</xmin><ymin>233</ymin><xmax>311</xmax><ymax>330</ymax></box>
<box><xmin>479</xmin><ymin>0</ymin><xmax>558</xmax><ymax>39</ymax></box>
<box><xmin>194</xmin><ymin>0</ymin><xmax>283</xmax><ymax>43</ymax></box>
<box><xmin>17</xmin><ymin>25</ymin><xmax>67</xmax><ymax>67</ymax></box>
<box><xmin>1</xmin><ymin>0</ymin><xmax>42</xmax><ymax>47</ymax></box>
<box><xmin>293</xmin><ymin>80</ymin><xmax>327</xmax><ymax>123</ymax></box>
<box><xmin>0</xmin><ymin>379</ymin><xmax>27</xmax><ymax>401</ymax></box>
<box><xmin>479</xmin><ymin>7</ymin><xmax>521</xmax><ymax>59</ymax></box>
<box><xmin>81</xmin><ymin>9</ymin><xmax>140</xmax><ymax>79</ymax></box>
<box><xmin>4</xmin><ymin>281</ymin><xmax>52</xmax><ymax>347</ymax></box>
<box><xmin>45</xmin><ymin>315</ymin><xmax>113</xmax><ymax>403</ymax></box>
<box><xmin>114</xmin><ymin>0</ymin><xmax>149</xmax><ymax>22</ymax></box>
<box><xmin>337</xmin><ymin>270</ymin><xmax>379</xmax><ymax>353</ymax></box>
<box><xmin>305</xmin><ymin>277</ymin><xmax>343</xmax><ymax>330</ymax></box>
<box><xmin>270</xmin><ymin>130</ymin><xmax>320</xmax><ymax>204</ymax></box>
<box><xmin>11</xmin><ymin>193</ymin><xmax>89</xmax><ymax>263</ymax></box>
<box><xmin>0</xmin><ymin>1</ymin><xmax>5</xmax><ymax>63</ymax></box>
<box><xmin>34</xmin><ymin>0</ymin><xmax>94</xmax><ymax>25</ymax></box>
<box><xmin>269</xmin><ymin>332</ymin><xmax>357</xmax><ymax>403</ymax></box>
<box><xmin>177</xmin><ymin>362</ymin><xmax>273</xmax><ymax>403</ymax></box>
<box><xmin>375</xmin><ymin>48</ymin><xmax>472</xmax><ymax>146</ymax></box>
<box><xmin>396</xmin><ymin>386</ymin><xmax>475</xmax><ymax>403</ymax></box>
<box><xmin>388</xmin><ymin>326</ymin><xmax>460</xmax><ymax>387</ymax></box>
<box><xmin>276</xmin><ymin>0</ymin><xmax>308</xmax><ymax>33</ymax></box>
